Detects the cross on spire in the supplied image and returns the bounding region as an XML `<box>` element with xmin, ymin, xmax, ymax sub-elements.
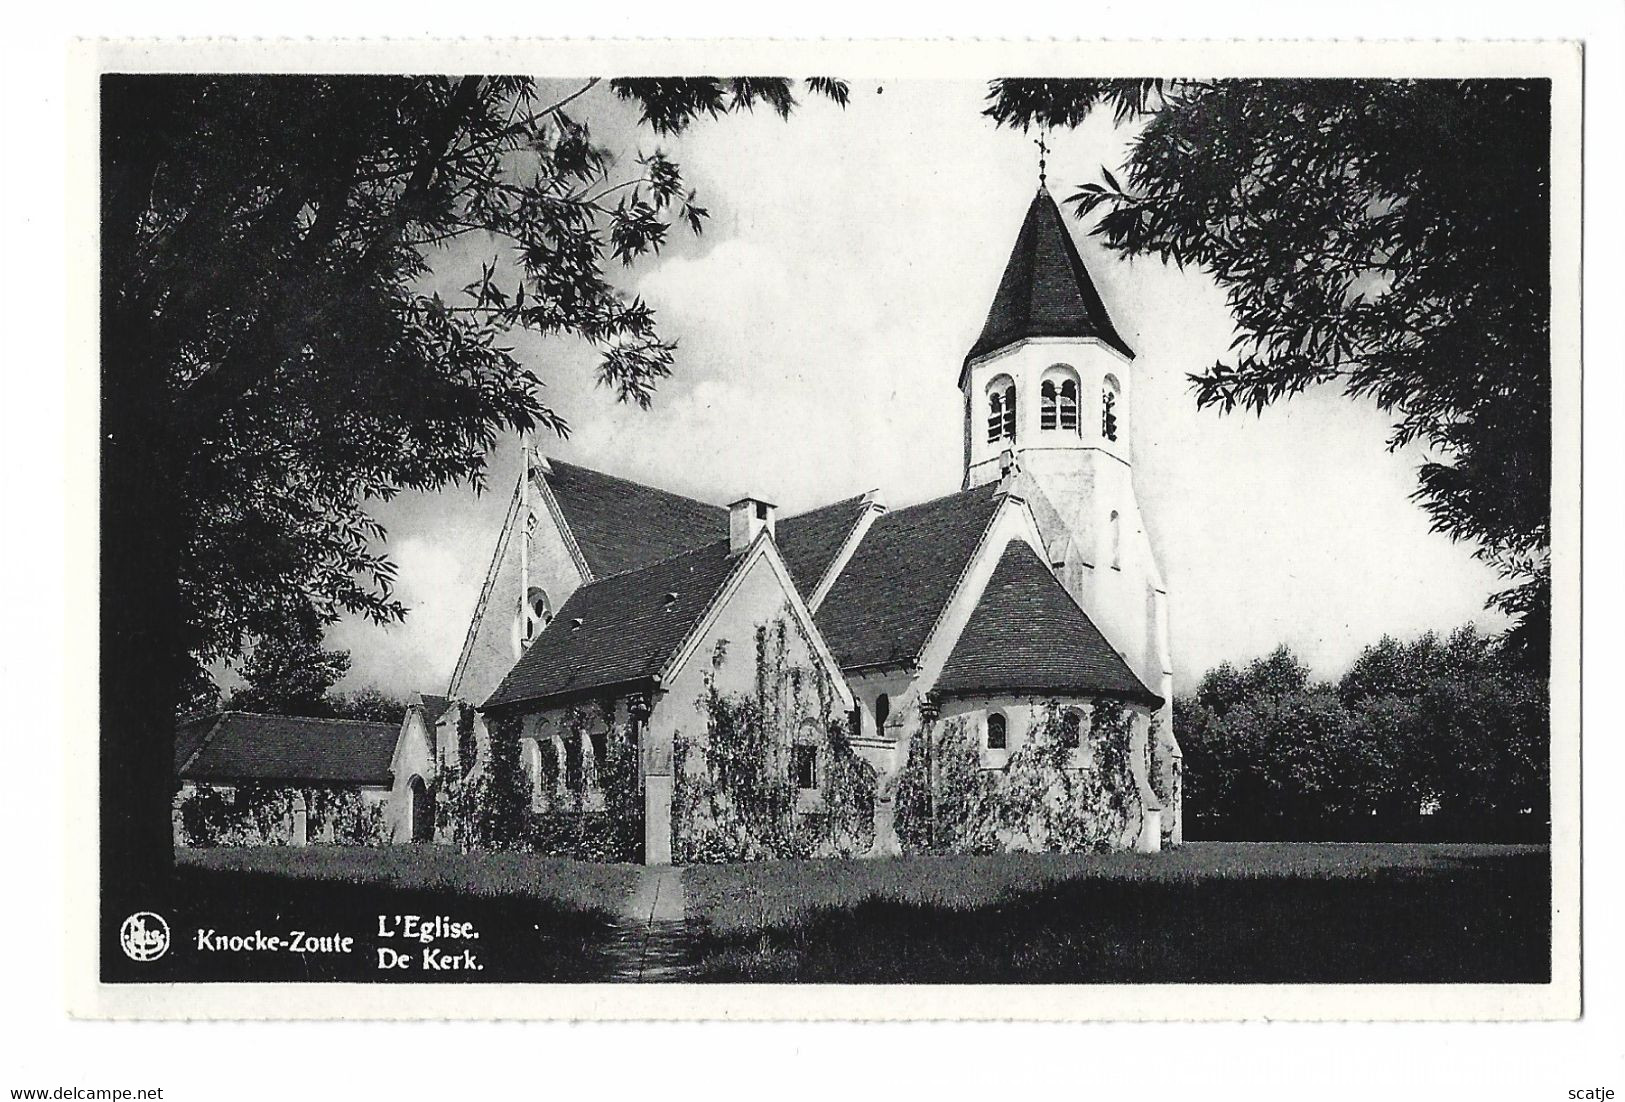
<box><xmin>1034</xmin><ymin>131</ymin><xmax>1050</xmax><ymax>189</ymax></box>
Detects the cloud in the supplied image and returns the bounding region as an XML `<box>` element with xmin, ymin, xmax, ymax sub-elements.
<box><xmin>330</xmin><ymin>535</ymin><xmax>483</xmax><ymax>697</ymax></box>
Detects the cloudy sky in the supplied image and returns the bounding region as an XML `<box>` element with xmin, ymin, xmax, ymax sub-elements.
<box><xmin>327</xmin><ymin>78</ymin><xmax>1510</xmax><ymax>698</ymax></box>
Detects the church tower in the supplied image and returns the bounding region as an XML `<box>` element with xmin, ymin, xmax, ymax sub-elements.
<box><xmin>961</xmin><ymin>187</ymin><xmax>1175</xmax><ymax>782</ymax></box>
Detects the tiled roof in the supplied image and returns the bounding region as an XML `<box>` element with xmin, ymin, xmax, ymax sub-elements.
<box><xmin>775</xmin><ymin>495</ymin><xmax>869</xmax><ymax>594</ymax></box>
<box><xmin>484</xmin><ymin>538</ymin><xmax>741</xmax><ymax>710</ymax></box>
<box><xmin>543</xmin><ymin>459</ymin><xmax>727</xmax><ymax>578</ymax></box>
<box><xmin>935</xmin><ymin>541</ymin><xmax>1160</xmax><ymax>706</ymax></box>
<box><xmin>175</xmin><ymin>712</ymin><xmax>218</xmax><ymax>775</ymax></box>
<box><xmin>411</xmin><ymin>693</ymin><xmax>453</xmax><ymax>723</ymax></box>
<box><xmin>965</xmin><ymin>189</ymin><xmax>1134</xmax><ymax>368</ymax></box>
<box><xmin>176</xmin><ymin>712</ymin><xmax>398</xmax><ymax>787</ymax></box>
<box><xmin>814</xmin><ymin>482</ymin><xmax>1005</xmax><ymax>670</ymax></box>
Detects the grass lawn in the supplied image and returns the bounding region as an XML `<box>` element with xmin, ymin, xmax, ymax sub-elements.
<box><xmin>682</xmin><ymin>842</ymin><xmax>1551</xmax><ymax>984</ymax></box>
<box><xmin>144</xmin><ymin>846</ymin><xmax>641</xmax><ymax>983</ymax></box>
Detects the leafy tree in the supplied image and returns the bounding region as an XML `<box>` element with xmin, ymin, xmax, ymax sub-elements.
<box><xmin>1176</xmin><ymin>625</ymin><xmax>1548</xmax><ymax>833</ymax></box>
<box><xmin>326</xmin><ymin>688</ymin><xmax>412</xmax><ymax>723</ymax></box>
<box><xmin>1338</xmin><ymin>625</ymin><xmax>1500</xmax><ymax>706</ymax></box>
<box><xmin>224</xmin><ymin>613</ymin><xmax>350</xmax><ymax>716</ymax></box>
<box><xmin>987</xmin><ymin>79</ymin><xmax>1552</xmax><ymax>668</ymax></box>
<box><xmin>101</xmin><ymin>75</ymin><xmax>847</xmax><ymax>899</ymax></box>
<box><xmin>177</xmin><ymin>662</ymin><xmax>222</xmax><ymax>718</ymax></box>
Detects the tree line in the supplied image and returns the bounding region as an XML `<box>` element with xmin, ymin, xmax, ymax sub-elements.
<box><xmin>1176</xmin><ymin>625</ymin><xmax>1548</xmax><ymax>840</ymax></box>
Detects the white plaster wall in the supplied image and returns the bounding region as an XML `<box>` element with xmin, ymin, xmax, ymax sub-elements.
<box><xmin>845</xmin><ymin>668</ymin><xmax>915</xmax><ymax>775</ymax></box>
<box><xmin>963</xmin><ymin>337</ymin><xmax>1134</xmax><ymax>488</ymax></box>
<box><xmin>449</xmin><ymin>499</ymin><xmax>530</xmax><ymax>710</ymax></box>
<box><xmin>937</xmin><ymin>694</ymin><xmax>1094</xmax><ymax>771</ymax></box>
<box><xmin>449</xmin><ymin>466</ymin><xmax>588</xmax><ymax>711</ymax></box>
<box><xmin>653</xmin><ymin>551</ymin><xmax>831</xmax><ymax>770</ymax></box>
<box><xmin>648</xmin><ymin>547</ymin><xmax>847</xmax><ymax>863</ymax></box>
<box><xmin>385</xmin><ymin>709</ymin><xmax>437</xmax><ymax>843</ymax></box>
<box><xmin>961</xmin><ymin>334</ymin><xmax>1176</xmax><ymax>800</ymax></box>
<box><xmin>936</xmin><ymin>694</ymin><xmax>1160</xmax><ymax>851</ymax></box>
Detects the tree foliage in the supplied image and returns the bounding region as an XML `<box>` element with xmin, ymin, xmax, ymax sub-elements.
<box><xmin>223</xmin><ymin>612</ymin><xmax>350</xmax><ymax>716</ymax></box>
<box><xmin>104</xmin><ymin>75</ymin><xmax>848</xmax><ymax>691</ymax></box>
<box><xmin>987</xmin><ymin>79</ymin><xmax>1552</xmax><ymax>666</ymax></box>
<box><xmin>1176</xmin><ymin>627</ymin><xmax>1548</xmax><ymax>828</ymax></box>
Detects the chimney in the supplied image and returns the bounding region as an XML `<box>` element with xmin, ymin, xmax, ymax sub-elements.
<box><xmin>729</xmin><ymin>495</ymin><xmax>776</xmax><ymax>553</ymax></box>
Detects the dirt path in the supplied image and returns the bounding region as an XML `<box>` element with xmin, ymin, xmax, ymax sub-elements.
<box><xmin>605</xmin><ymin>866</ymin><xmax>690</xmax><ymax>981</ymax></box>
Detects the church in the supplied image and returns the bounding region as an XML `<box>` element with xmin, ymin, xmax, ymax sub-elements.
<box><xmin>384</xmin><ymin>186</ymin><xmax>1181</xmax><ymax>862</ymax></box>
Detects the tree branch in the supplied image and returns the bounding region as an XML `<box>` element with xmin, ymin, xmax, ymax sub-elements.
<box><xmin>175</xmin><ymin>77</ymin><xmax>487</xmax><ymax>429</ymax></box>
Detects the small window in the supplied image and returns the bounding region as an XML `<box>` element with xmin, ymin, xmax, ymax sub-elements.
<box><xmin>1059</xmin><ymin>378</ymin><xmax>1079</xmax><ymax>433</ymax></box>
<box><xmin>986</xmin><ymin>712</ymin><xmax>1007</xmax><ymax>750</ymax></box>
<box><xmin>755</xmin><ymin>501</ymin><xmax>768</xmax><ymax>520</ymax></box>
<box><xmin>1061</xmin><ymin>709</ymin><xmax>1083</xmax><ymax>749</ymax></box>
<box><xmin>523</xmin><ymin>587</ymin><xmax>552</xmax><ymax>645</ymax></box>
<box><xmin>1040</xmin><ymin>380</ymin><xmax>1058</xmax><ymax>430</ymax></box>
<box><xmin>589</xmin><ymin>728</ymin><xmax>607</xmax><ymax>770</ymax></box>
<box><xmin>986</xmin><ymin>378</ymin><xmax>1016</xmax><ymax>444</ymax></box>
<box><xmin>564</xmin><ymin>735</ymin><xmax>584</xmax><ymax>793</ymax></box>
<box><xmin>875</xmin><ymin>693</ymin><xmax>891</xmax><ymax>732</ymax></box>
<box><xmin>792</xmin><ymin>744</ymin><xmax>819</xmax><ymax>790</ymax></box>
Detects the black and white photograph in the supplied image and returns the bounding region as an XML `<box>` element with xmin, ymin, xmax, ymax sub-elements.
<box><xmin>62</xmin><ymin>38</ymin><xmax>1585</xmax><ymax>1028</ymax></box>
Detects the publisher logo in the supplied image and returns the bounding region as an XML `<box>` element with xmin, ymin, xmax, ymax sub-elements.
<box><xmin>119</xmin><ymin>912</ymin><xmax>170</xmax><ymax>962</ymax></box>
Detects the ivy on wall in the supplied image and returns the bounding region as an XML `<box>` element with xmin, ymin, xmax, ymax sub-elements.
<box><xmin>673</xmin><ymin>618</ymin><xmax>876</xmax><ymax>863</ymax></box>
<box><xmin>894</xmin><ymin>715</ymin><xmax>1001</xmax><ymax>854</ymax></box>
<box><xmin>526</xmin><ymin>701</ymin><xmax>643</xmax><ymax>862</ymax></box>
<box><xmin>176</xmin><ymin>783</ymin><xmax>385</xmax><ymax>846</ymax></box>
<box><xmin>431</xmin><ymin>701</ymin><xmax>644</xmax><ymax>862</ymax></box>
<box><xmin>895</xmin><ymin>702</ymin><xmax>1149</xmax><ymax>854</ymax></box>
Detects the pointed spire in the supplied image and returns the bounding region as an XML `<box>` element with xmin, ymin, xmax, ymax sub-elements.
<box><xmin>963</xmin><ymin>189</ymin><xmax>1134</xmax><ymax>372</ymax></box>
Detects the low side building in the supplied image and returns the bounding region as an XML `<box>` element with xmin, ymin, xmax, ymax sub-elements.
<box><xmin>174</xmin><ymin>711</ymin><xmax>397</xmax><ymax>846</ymax></box>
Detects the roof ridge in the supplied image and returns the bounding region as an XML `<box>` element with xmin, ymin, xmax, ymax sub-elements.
<box><xmin>218</xmin><ymin>710</ymin><xmax>398</xmax><ymax>729</ymax></box>
<box><xmin>550</xmin><ymin>456</ymin><xmax>868</xmax><ymax>526</ymax></box>
<box><xmin>780</xmin><ymin>492</ymin><xmax>867</xmax><ymax>520</ymax></box>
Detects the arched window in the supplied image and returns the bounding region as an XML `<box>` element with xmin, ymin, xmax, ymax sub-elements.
<box><xmin>520</xmin><ymin>737</ymin><xmax>543</xmax><ymax>807</ymax></box>
<box><xmin>1109</xmin><ymin>510</ymin><xmax>1122</xmax><ymax>570</ymax></box>
<box><xmin>875</xmin><ymin>693</ymin><xmax>891</xmax><ymax>733</ymax></box>
<box><xmin>986</xmin><ymin>712</ymin><xmax>1008</xmax><ymax>750</ymax></box>
<box><xmin>523</xmin><ymin>586</ymin><xmax>552</xmax><ymax>645</ymax></box>
<box><xmin>986</xmin><ymin>377</ymin><xmax>1016</xmax><ymax>444</ymax></box>
<box><xmin>792</xmin><ymin>744</ymin><xmax>819</xmax><ymax>790</ymax></box>
<box><xmin>1102</xmin><ymin>375</ymin><xmax>1121</xmax><ymax>442</ymax></box>
<box><xmin>1041</xmin><ymin>367</ymin><xmax>1081</xmax><ymax>434</ymax></box>
<box><xmin>408</xmin><ymin>775</ymin><xmax>434</xmax><ymax>842</ymax></box>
